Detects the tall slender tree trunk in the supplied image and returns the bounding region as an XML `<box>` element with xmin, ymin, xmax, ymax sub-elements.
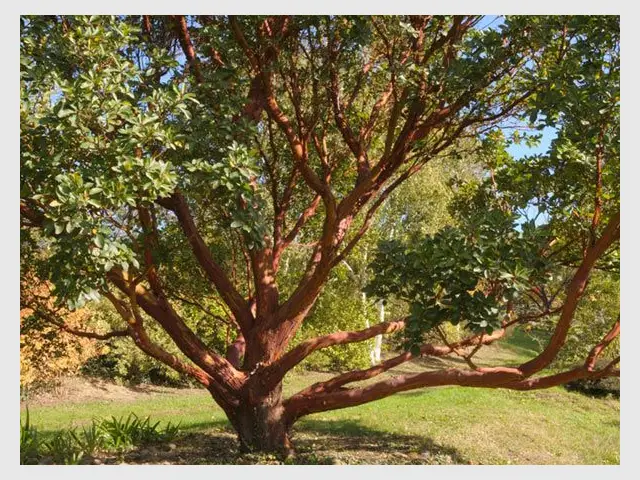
<box><xmin>361</xmin><ymin>291</ymin><xmax>377</xmax><ymax>365</ymax></box>
<box><xmin>372</xmin><ymin>300</ymin><xmax>384</xmax><ymax>364</ymax></box>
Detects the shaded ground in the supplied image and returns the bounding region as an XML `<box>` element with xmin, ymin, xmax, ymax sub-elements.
<box><xmin>91</xmin><ymin>422</ymin><xmax>468</xmax><ymax>465</ymax></box>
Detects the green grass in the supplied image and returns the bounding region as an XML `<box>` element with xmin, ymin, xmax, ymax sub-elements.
<box><xmin>499</xmin><ymin>327</ymin><xmax>549</xmax><ymax>360</ymax></box>
<box><xmin>21</xmin><ymin>334</ymin><xmax>619</xmax><ymax>465</ymax></box>
<box><xmin>23</xmin><ymin>391</ymin><xmax>221</xmax><ymax>435</ymax></box>
<box><xmin>298</xmin><ymin>386</ymin><xmax>619</xmax><ymax>464</ymax></box>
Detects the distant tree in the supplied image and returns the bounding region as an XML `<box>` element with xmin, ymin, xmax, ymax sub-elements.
<box><xmin>20</xmin><ymin>15</ymin><xmax>619</xmax><ymax>454</ymax></box>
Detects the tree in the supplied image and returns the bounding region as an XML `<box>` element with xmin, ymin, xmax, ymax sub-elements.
<box><xmin>20</xmin><ymin>15</ymin><xmax>619</xmax><ymax>454</ymax></box>
<box><xmin>20</xmin><ymin>277</ymin><xmax>101</xmax><ymax>390</ymax></box>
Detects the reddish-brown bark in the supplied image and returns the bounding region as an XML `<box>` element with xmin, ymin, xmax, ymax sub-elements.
<box><xmin>518</xmin><ymin>212</ymin><xmax>619</xmax><ymax>376</ymax></box>
<box><xmin>172</xmin><ymin>15</ymin><xmax>204</xmax><ymax>84</ymax></box>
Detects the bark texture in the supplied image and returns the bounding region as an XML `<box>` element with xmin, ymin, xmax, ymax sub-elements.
<box><xmin>231</xmin><ymin>383</ymin><xmax>292</xmax><ymax>454</ymax></box>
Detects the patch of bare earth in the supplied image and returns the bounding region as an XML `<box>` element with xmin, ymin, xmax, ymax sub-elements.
<box><xmin>21</xmin><ymin>376</ymin><xmax>201</xmax><ymax>408</ymax></box>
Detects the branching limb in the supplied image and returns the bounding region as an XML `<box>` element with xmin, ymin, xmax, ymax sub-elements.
<box><xmin>333</xmin><ymin>161</ymin><xmax>424</xmax><ymax>267</ymax></box>
<box><xmin>519</xmin><ymin>211</ymin><xmax>619</xmax><ymax>376</ymax></box>
<box><xmin>280</xmin><ymin>196</ymin><xmax>322</xmax><ymax>248</ymax></box>
<box><xmin>104</xmin><ymin>291</ymin><xmax>215</xmax><ymax>389</ymax></box>
<box><xmin>285</xmin><ymin>315</ymin><xmax>620</xmax><ymax>421</ymax></box>
<box><xmin>171</xmin><ymin>15</ymin><xmax>204</xmax><ymax>84</ymax></box>
<box><xmin>107</xmin><ymin>268</ymin><xmax>246</xmax><ymax>391</ymax></box>
<box><xmin>294</xmin><ymin>327</ymin><xmax>508</xmax><ymax>399</ymax></box>
<box><xmin>584</xmin><ymin>315</ymin><xmax>620</xmax><ymax>372</ymax></box>
<box><xmin>26</xmin><ymin>304</ymin><xmax>129</xmax><ymax>340</ymax></box>
<box><xmin>284</xmin><ymin>366</ymin><xmax>524</xmax><ymax>423</ymax></box>
<box><xmin>326</xmin><ymin>35</ymin><xmax>370</xmax><ymax>180</ymax></box>
<box><xmin>156</xmin><ymin>192</ymin><xmax>254</xmax><ymax>333</ymax></box>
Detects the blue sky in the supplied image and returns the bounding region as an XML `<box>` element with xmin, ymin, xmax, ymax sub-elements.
<box><xmin>507</xmin><ymin>126</ymin><xmax>557</xmax><ymax>160</ymax></box>
<box><xmin>507</xmin><ymin>127</ymin><xmax>557</xmax><ymax>227</ymax></box>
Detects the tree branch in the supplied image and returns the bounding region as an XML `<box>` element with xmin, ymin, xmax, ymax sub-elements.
<box><xmin>104</xmin><ymin>292</ymin><xmax>216</xmax><ymax>391</ymax></box>
<box><xmin>107</xmin><ymin>267</ymin><xmax>246</xmax><ymax>391</ymax></box>
<box><xmin>285</xmin><ymin>313</ymin><xmax>620</xmax><ymax>422</ymax></box>
<box><xmin>28</xmin><ymin>305</ymin><xmax>129</xmax><ymax>341</ymax></box>
<box><xmin>294</xmin><ymin>327</ymin><xmax>508</xmax><ymax>399</ymax></box>
<box><xmin>584</xmin><ymin>315</ymin><xmax>620</xmax><ymax>372</ymax></box>
<box><xmin>519</xmin><ymin>211</ymin><xmax>620</xmax><ymax>376</ymax></box>
<box><xmin>156</xmin><ymin>192</ymin><xmax>254</xmax><ymax>333</ymax></box>
<box><xmin>284</xmin><ymin>366</ymin><xmax>523</xmax><ymax>423</ymax></box>
<box><xmin>171</xmin><ymin>15</ymin><xmax>203</xmax><ymax>84</ymax></box>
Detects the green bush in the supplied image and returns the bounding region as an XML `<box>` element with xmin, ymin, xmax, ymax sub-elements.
<box><xmin>79</xmin><ymin>298</ymin><xmax>228</xmax><ymax>387</ymax></box>
<box><xmin>80</xmin><ymin>350</ymin><xmax>191</xmax><ymax>387</ymax></box>
<box><xmin>98</xmin><ymin>413</ymin><xmax>180</xmax><ymax>451</ymax></box>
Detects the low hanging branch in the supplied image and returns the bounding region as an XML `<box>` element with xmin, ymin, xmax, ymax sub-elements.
<box><xmin>283</xmin><ymin>213</ymin><xmax>620</xmax><ymax>421</ymax></box>
<box><xmin>103</xmin><ymin>291</ymin><xmax>216</xmax><ymax>390</ymax></box>
<box><xmin>291</xmin><ymin>327</ymin><xmax>509</xmax><ymax>400</ymax></box>
<box><xmin>284</xmin><ymin>316</ymin><xmax>620</xmax><ymax>422</ymax></box>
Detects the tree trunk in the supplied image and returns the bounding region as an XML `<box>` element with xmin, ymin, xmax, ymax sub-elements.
<box><xmin>230</xmin><ymin>382</ymin><xmax>293</xmax><ymax>455</ymax></box>
<box><xmin>372</xmin><ymin>300</ymin><xmax>384</xmax><ymax>364</ymax></box>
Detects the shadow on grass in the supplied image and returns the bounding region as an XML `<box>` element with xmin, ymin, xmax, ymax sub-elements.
<box><xmin>292</xmin><ymin>418</ymin><xmax>468</xmax><ymax>464</ymax></box>
<box><xmin>100</xmin><ymin>418</ymin><xmax>469</xmax><ymax>465</ymax></box>
<box><xmin>30</xmin><ymin>416</ymin><xmax>468</xmax><ymax>465</ymax></box>
<box><xmin>30</xmin><ymin>399</ymin><xmax>468</xmax><ymax>464</ymax></box>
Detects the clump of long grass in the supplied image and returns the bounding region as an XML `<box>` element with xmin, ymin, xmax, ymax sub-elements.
<box><xmin>20</xmin><ymin>409</ymin><xmax>181</xmax><ymax>464</ymax></box>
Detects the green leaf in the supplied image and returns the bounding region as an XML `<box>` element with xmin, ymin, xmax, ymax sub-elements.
<box><xmin>57</xmin><ymin>109</ymin><xmax>74</xmax><ymax>118</ymax></box>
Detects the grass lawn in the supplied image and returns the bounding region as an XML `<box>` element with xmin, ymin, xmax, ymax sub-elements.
<box><xmin>21</xmin><ymin>330</ymin><xmax>619</xmax><ymax>465</ymax></box>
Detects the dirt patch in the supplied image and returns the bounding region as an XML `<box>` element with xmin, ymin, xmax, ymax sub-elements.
<box><xmin>21</xmin><ymin>376</ymin><xmax>202</xmax><ymax>408</ymax></box>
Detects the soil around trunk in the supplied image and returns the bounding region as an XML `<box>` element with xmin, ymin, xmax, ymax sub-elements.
<box><xmin>80</xmin><ymin>425</ymin><xmax>468</xmax><ymax>465</ymax></box>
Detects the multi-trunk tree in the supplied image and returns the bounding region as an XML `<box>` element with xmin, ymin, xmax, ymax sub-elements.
<box><xmin>20</xmin><ymin>15</ymin><xmax>619</xmax><ymax>454</ymax></box>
